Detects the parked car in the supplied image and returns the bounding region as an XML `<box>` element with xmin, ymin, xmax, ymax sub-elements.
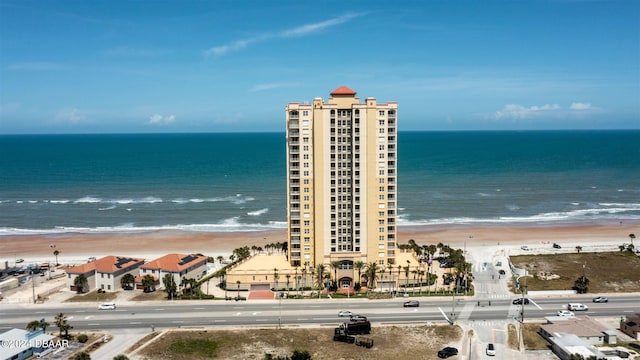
<box><xmin>512</xmin><ymin>298</ymin><xmax>530</xmax><ymax>305</ymax></box>
<box><xmin>628</xmin><ymin>342</ymin><xmax>640</xmax><ymax>350</ymax></box>
<box><xmin>498</xmin><ymin>269</ymin><xmax>506</xmax><ymax>275</ymax></box>
<box><xmin>557</xmin><ymin>310</ymin><xmax>575</xmax><ymax>317</ymax></box>
<box><xmin>592</xmin><ymin>296</ymin><xmax>608</xmax><ymax>303</ymax></box>
<box><xmin>521</xmin><ymin>245</ymin><xmax>530</xmax><ymax>251</ymax></box>
<box><xmin>98</xmin><ymin>302</ymin><xmax>116</xmax><ymax>310</ymax></box>
<box><xmin>403</xmin><ymin>300</ymin><xmax>420</xmax><ymax>307</ymax></box>
<box><xmin>15</xmin><ymin>259</ymin><xmax>24</xmax><ymax>263</ymax></box>
<box><xmin>338</xmin><ymin>310</ymin><xmax>353</xmax><ymax>317</ymax></box>
<box><xmin>437</xmin><ymin>346</ymin><xmax>459</xmax><ymax>358</ymax></box>
<box><xmin>553</xmin><ymin>243</ymin><xmax>562</xmax><ymax>249</ymax></box>
<box><xmin>486</xmin><ymin>343</ymin><xmax>496</xmax><ymax>356</ymax></box>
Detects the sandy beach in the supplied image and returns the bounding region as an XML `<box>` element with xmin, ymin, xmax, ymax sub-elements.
<box><xmin>1</xmin><ymin>223</ymin><xmax>638</xmax><ymax>266</ymax></box>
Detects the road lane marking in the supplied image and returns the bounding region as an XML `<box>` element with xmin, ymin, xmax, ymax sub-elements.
<box><xmin>213</xmin><ymin>320</ymin><xmax>226</xmax><ymax>322</ymax></box>
<box><xmin>87</xmin><ymin>323</ymin><xmax>100</xmax><ymax>326</ymax></box>
<box><xmin>130</xmin><ymin>322</ymin><xmax>142</xmax><ymax>324</ymax></box>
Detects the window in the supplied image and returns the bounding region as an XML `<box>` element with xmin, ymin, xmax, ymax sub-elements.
<box><xmin>303</xmin><ymin>110</ymin><xmax>309</xmax><ymax>116</ymax></box>
<box><xmin>379</xmin><ymin>128</ymin><xmax>385</xmax><ymax>134</ymax></box>
<box><xmin>379</xmin><ymin>119</ymin><xmax>385</xmax><ymax>125</ymax></box>
<box><xmin>379</xmin><ymin>110</ymin><xmax>385</xmax><ymax>116</ymax></box>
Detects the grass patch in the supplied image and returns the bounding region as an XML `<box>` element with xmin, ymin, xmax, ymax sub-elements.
<box><xmin>65</xmin><ymin>290</ymin><xmax>117</xmax><ymax>303</ymax></box>
<box><xmin>522</xmin><ymin>323</ymin><xmax>550</xmax><ymax>350</ymax></box>
<box><xmin>169</xmin><ymin>338</ymin><xmax>219</xmax><ymax>357</ymax></box>
<box><xmin>138</xmin><ymin>325</ymin><xmax>463</xmax><ymax>360</ymax></box>
<box><xmin>507</xmin><ymin>324</ymin><xmax>519</xmax><ymax>350</ymax></box>
<box><xmin>130</xmin><ymin>291</ymin><xmax>170</xmax><ymax>301</ymax></box>
<box><xmin>510</xmin><ymin>251</ymin><xmax>640</xmax><ymax>293</ymax></box>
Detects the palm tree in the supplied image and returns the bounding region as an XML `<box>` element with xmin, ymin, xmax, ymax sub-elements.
<box><xmin>273</xmin><ymin>268</ymin><xmax>279</xmax><ymax>290</ymax></box>
<box><xmin>576</xmin><ymin>246</ymin><xmax>583</xmax><ymax>254</ymax></box>
<box><xmin>53</xmin><ymin>250</ymin><xmax>60</xmax><ymax>266</ymax></box>
<box><xmin>54</xmin><ymin>313</ymin><xmax>72</xmax><ymax>339</ymax></box>
<box><xmin>301</xmin><ymin>267</ymin><xmax>307</xmax><ymax>290</ymax></box>
<box><xmin>364</xmin><ymin>262</ymin><xmax>378</xmax><ymax>289</ymax></box>
<box><xmin>316</xmin><ymin>264</ymin><xmax>326</xmax><ymax>291</ymax></box>
<box><xmin>236</xmin><ymin>280</ymin><xmax>241</xmax><ymax>299</ymax></box>
<box><xmin>630</xmin><ymin>233</ymin><xmax>636</xmax><ymax>246</ymax></box>
<box><xmin>73</xmin><ymin>274</ymin><xmax>87</xmax><ymax>294</ymax></box>
<box><xmin>120</xmin><ymin>273</ymin><xmax>135</xmax><ymax>290</ymax></box>
<box><xmin>163</xmin><ymin>274</ymin><xmax>177</xmax><ymax>299</ymax></box>
<box><xmin>354</xmin><ymin>261</ymin><xmax>365</xmax><ymax>287</ymax></box>
<box><xmin>26</xmin><ymin>320</ymin><xmax>41</xmax><ymax>332</ymax></box>
<box><xmin>142</xmin><ymin>274</ymin><xmax>156</xmax><ymax>293</ymax></box>
<box><xmin>216</xmin><ymin>255</ymin><xmax>224</xmax><ymax>264</ymax></box>
<box><xmin>330</xmin><ymin>261</ymin><xmax>340</xmax><ymax>290</ymax></box>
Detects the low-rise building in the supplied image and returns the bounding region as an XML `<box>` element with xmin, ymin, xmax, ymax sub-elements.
<box><xmin>0</xmin><ymin>328</ymin><xmax>55</xmax><ymax>360</ymax></box>
<box><xmin>620</xmin><ymin>313</ymin><xmax>640</xmax><ymax>340</ymax></box>
<box><xmin>548</xmin><ymin>333</ymin><xmax>606</xmax><ymax>360</ymax></box>
<box><xmin>540</xmin><ymin>316</ymin><xmax>612</xmax><ymax>345</ymax></box>
<box><xmin>139</xmin><ymin>254</ymin><xmax>207</xmax><ymax>290</ymax></box>
<box><xmin>66</xmin><ymin>256</ymin><xmax>144</xmax><ymax>293</ymax></box>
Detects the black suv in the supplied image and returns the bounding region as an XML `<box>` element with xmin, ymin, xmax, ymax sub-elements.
<box><xmin>512</xmin><ymin>298</ymin><xmax>530</xmax><ymax>305</ymax></box>
<box><xmin>437</xmin><ymin>347</ymin><xmax>458</xmax><ymax>358</ymax></box>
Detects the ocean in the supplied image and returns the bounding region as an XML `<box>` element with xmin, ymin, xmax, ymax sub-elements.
<box><xmin>1</xmin><ymin>130</ymin><xmax>639</xmax><ymax>235</ymax></box>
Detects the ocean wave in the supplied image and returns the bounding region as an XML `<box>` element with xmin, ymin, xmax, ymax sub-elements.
<box><xmin>7</xmin><ymin>195</ymin><xmax>257</xmax><ymax>206</ymax></box>
<box><xmin>0</xmin><ymin>221</ymin><xmax>287</xmax><ymax>236</ymax></box>
<box><xmin>399</xmin><ymin>203</ymin><xmax>640</xmax><ymax>226</ymax></box>
<box><xmin>247</xmin><ymin>208</ymin><xmax>269</xmax><ymax>216</ymax></box>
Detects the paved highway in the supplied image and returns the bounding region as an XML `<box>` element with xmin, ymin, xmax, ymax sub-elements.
<box><xmin>1</xmin><ymin>295</ymin><xmax>638</xmax><ymax>332</ymax></box>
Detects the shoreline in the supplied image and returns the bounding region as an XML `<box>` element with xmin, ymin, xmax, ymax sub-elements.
<box><xmin>1</xmin><ymin>222</ymin><xmax>638</xmax><ymax>265</ymax></box>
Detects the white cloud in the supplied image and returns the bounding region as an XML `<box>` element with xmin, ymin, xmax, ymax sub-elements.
<box><xmin>492</xmin><ymin>103</ymin><xmax>560</xmax><ymax>119</ymax></box>
<box><xmin>489</xmin><ymin>101</ymin><xmax>602</xmax><ymax>120</ymax></box>
<box><xmin>149</xmin><ymin>114</ymin><xmax>176</xmax><ymax>125</ymax></box>
<box><xmin>251</xmin><ymin>82</ymin><xmax>298</xmax><ymax>92</ymax></box>
<box><xmin>570</xmin><ymin>102</ymin><xmax>594</xmax><ymax>110</ymax></box>
<box><xmin>204</xmin><ymin>13</ymin><xmax>363</xmax><ymax>57</ymax></box>
<box><xmin>54</xmin><ymin>108</ymin><xmax>86</xmax><ymax>124</ymax></box>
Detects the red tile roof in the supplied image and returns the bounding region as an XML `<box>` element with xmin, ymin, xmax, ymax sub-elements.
<box><xmin>67</xmin><ymin>256</ymin><xmax>144</xmax><ymax>274</ymax></box>
<box><xmin>330</xmin><ymin>86</ymin><xmax>356</xmax><ymax>96</ymax></box>
<box><xmin>140</xmin><ymin>253</ymin><xmax>206</xmax><ymax>273</ymax></box>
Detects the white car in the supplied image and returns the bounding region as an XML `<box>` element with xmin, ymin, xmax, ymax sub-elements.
<box><xmin>486</xmin><ymin>343</ymin><xmax>496</xmax><ymax>356</ymax></box>
<box><xmin>520</xmin><ymin>245</ymin><xmax>530</xmax><ymax>251</ymax></box>
<box><xmin>98</xmin><ymin>302</ymin><xmax>116</xmax><ymax>310</ymax></box>
<box><xmin>557</xmin><ymin>310</ymin><xmax>575</xmax><ymax>317</ymax></box>
<box><xmin>338</xmin><ymin>310</ymin><xmax>353</xmax><ymax>317</ymax></box>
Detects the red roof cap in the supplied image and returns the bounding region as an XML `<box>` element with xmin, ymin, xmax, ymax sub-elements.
<box><xmin>330</xmin><ymin>86</ymin><xmax>356</xmax><ymax>96</ymax></box>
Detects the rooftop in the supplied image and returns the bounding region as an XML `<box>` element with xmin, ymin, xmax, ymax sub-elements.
<box><xmin>330</xmin><ymin>86</ymin><xmax>356</xmax><ymax>96</ymax></box>
<box><xmin>140</xmin><ymin>253</ymin><xmax>206</xmax><ymax>272</ymax></box>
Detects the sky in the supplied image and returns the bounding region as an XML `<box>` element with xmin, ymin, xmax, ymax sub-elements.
<box><xmin>0</xmin><ymin>0</ymin><xmax>638</xmax><ymax>134</ymax></box>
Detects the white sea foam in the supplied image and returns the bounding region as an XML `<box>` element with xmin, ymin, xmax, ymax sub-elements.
<box><xmin>75</xmin><ymin>196</ymin><xmax>102</xmax><ymax>204</ymax></box>
<box><xmin>98</xmin><ymin>205</ymin><xmax>116</xmax><ymax>211</ymax></box>
<box><xmin>248</xmin><ymin>208</ymin><xmax>269</xmax><ymax>216</ymax></box>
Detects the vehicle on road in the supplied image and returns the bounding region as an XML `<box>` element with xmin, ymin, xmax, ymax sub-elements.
<box><xmin>403</xmin><ymin>300</ymin><xmax>420</xmax><ymax>307</ymax></box>
<box><xmin>16</xmin><ymin>259</ymin><xmax>24</xmax><ymax>263</ymax></box>
<box><xmin>338</xmin><ymin>310</ymin><xmax>353</xmax><ymax>317</ymax></box>
<box><xmin>98</xmin><ymin>302</ymin><xmax>116</xmax><ymax>310</ymax></box>
<box><xmin>553</xmin><ymin>243</ymin><xmax>562</xmax><ymax>249</ymax></box>
<box><xmin>437</xmin><ymin>346</ymin><xmax>459</xmax><ymax>358</ymax></box>
<box><xmin>521</xmin><ymin>245</ymin><xmax>530</xmax><ymax>251</ymax></box>
<box><xmin>486</xmin><ymin>343</ymin><xmax>496</xmax><ymax>356</ymax></box>
<box><xmin>512</xmin><ymin>298</ymin><xmax>530</xmax><ymax>305</ymax></box>
<box><xmin>568</xmin><ymin>303</ymin><xmax>589</xmax><ymax>311</ymax></box>
<box><xmin>498</xmin><ymin>269</ymin><xmax>506</xmax><ymax>275</ymax></box>
<box><xmin>557</xmin><ymin>310</ymin><xmax>575</xmax><ymax>317</ymax></box>
<box><xmin>592</xmin><ymin>296</ymin><xmax>608</xmax><ymax>303</ymax></box>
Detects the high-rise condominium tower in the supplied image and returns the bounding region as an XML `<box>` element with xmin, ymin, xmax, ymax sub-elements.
<box><xmin>285</xmin><ymin>86</ymin><xmax>398</xmax><ymax>289</ymax></box>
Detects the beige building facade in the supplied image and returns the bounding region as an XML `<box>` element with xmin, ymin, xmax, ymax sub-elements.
<box><xmin>285</xmin><ymin>86</ymin><xmax>398</xmax><ymax>289</ymax></box>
